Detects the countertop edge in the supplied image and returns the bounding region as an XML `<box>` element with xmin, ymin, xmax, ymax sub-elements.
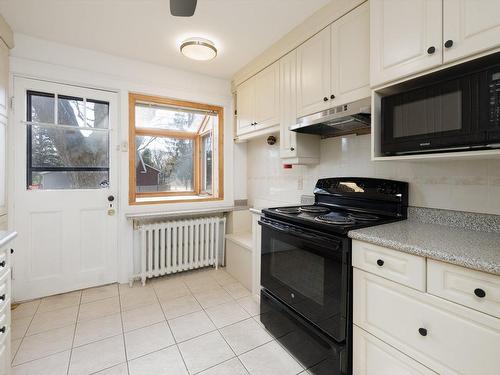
<box><xmin>348</xmin><ymin>229</ymin><xmax>500</xmax><ymax>276</ymax></box>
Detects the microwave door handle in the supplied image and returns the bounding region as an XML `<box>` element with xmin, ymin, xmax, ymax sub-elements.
<box><xmin>259</xmin><ymin>219</ymin><xmax>340</xmax><ymax>249</ymax></box>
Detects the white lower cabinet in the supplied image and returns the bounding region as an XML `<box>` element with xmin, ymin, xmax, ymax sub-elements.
<box><xmin>353</xmin><ymin>325</ymin><xmax>437</xmax><ymax>375</ymax></box>
<box><xmin>0</xmin><ymin>241</ymin><xmax>12</xmax><ymax>375</ymax></box>
<box><xmin>353</xmin><ymin>267</ymin><xmax>500</xmax><ymax>375</ymax></box>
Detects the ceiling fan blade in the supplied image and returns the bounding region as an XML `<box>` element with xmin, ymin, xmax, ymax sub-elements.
<box><xmin>170</xmin><ymin>0</ymin><xmax>197</xmax><ymax>17</ymax></box>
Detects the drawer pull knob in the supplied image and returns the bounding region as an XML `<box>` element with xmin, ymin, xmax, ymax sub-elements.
<box><xmin>427</xmin><ymin>46</ymin><xmax>436</xmax><ymax>54</ymax></box>
<box><xmin>10</xmin><ymin>249</ymin><xmax>13</xmax><ymax>255</ymax></box>
<box><xmin>418</xmin><ymin>328</ymin><xmax>427</xmax><ymax>337</ymax></box>
<box><xmin>444</xmin><ymin>39</ymin><xmax>454</xmax><ymax>48</ymax></box>
<box><xmin>376</xmin><ymin>259</ymin><xmax>384</xmax><ymax>267</ymax></box>
<box><xmin>0</xmin><ymin>295</ymin><xmax>5</xmax><ymax>301</ymax></box>
<box><xmin>474</xmin><ymin>288</ymin><xmax>486</xmax><ymax>298</ymax></box>
<box><xmin>0</xmin><ymin>327</ymin><xmax>5</xmax><ymax>334</ymax></box>
<box><xmin>0</xmin><ymin>261</ymin><xmax>5</xmax><ymax>268</ymax></box>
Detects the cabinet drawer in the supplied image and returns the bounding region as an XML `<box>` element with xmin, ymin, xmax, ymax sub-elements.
<box><xmin>427</xmin><ymin>260</ymin><xmax>500</xmax><ymax>319</ymax></box>
<box><xmin>353</xmin><ymin>325</ymin><xmax>437</xmax><ymax>375</ymax></box>
<box><xmin>352</xmin><ymin>240</ymin><xmax>426</xmax><ymax>291</ymax></box>
<box><xmin>353</xmin><ymin>269</ymin><xmax>500</xmax><ymax>375</ymax></box>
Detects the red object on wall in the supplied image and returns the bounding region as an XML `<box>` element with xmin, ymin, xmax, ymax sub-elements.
<box><xmin>283</xmin><ymin>164</ymin><xmax>293</xmax><ymax>169</ymax></box>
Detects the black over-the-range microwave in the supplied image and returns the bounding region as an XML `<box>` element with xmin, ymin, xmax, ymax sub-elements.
<box><xmin>381</xmin><ymin>52</ymin><xmax>500</xmax><ymax>155</ymax></box>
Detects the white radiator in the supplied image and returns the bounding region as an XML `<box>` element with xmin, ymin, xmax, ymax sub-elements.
<box><xmin>133</xmin><ymin>216</ymin><xmax>226</xmax><ymax>285</ymax></box>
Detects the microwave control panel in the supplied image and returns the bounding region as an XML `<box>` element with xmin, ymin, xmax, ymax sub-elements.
<box><xmin>489</xmin><ymin>71</ymin><xmax>500</xmax><ymax>126</ymax></box>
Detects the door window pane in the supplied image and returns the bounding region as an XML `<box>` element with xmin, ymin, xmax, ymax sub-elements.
<box><xmin>29</xmin><ymin>91</ymin><xmax>55</xmax><ymax>124</ymax></box>
<box><xmin>30</xmin><ymin>171</ymin><xmax>109</xmax><ymax>190</ymax></box>
<box><xmin>30</xmin><ymin>125</ymin><xmax>109</xmax><ymax>168</ymax></box>
<box><xmin>136</xmin><ymin>135</ymin><xmax>193</xmax><ymax>193</ymax></box>
<box><xmin>27</xmin><ymin>91</ymin><xmax>110</xmax><ymax>190</ymax></box>
<box><xmin>58</xmin><ymin>95</ymin><xmax>85</xmax><ymax>126</ymax></box>
<box><xmin>87</xmin><ymin>100</ymin><xmax>109</xmax><ymax>129</ymax></box>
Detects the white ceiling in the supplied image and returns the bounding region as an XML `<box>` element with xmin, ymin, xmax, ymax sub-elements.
<box><xmin>0</xmin><ymin>0</ymin><xmax>330</xmax><ymax>79</ymax></box>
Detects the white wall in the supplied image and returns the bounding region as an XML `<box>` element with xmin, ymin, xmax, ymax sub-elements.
<box><xmin>247</xmin><ymin>133</ymin><xmax>500</xmax><ymax>215</ymax></box>
<box><xmin>9</xmin><ymin>34</ymin><xmax>240</xmax><ymax>283</ymax></box>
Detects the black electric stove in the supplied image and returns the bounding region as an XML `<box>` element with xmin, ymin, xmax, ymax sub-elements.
<box><xmin>259</xmin><ymin>177</ymin><xmax>408</xmax><ymax>375</ymax></box>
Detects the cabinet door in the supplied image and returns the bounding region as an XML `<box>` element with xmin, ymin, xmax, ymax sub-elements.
<box><xmin>443</xmin><ymin>0</ymin><xmax>500</xmax><ymax>63</ymax></box>
<box><xmin>236</xmin><ymin>79</ymin><xmax>255</xmax><ymax>136</ymax></box>
<box><xmin>279</xmin><ymin>51</ymin><xmax>297</xmax><ymax>159</ymax></box>
<box><xmin>354</xmin><ymin>269</ymin><xmax>500</xmax><ymax>375</ymax></box>
<box><xmin>296</xmin><ymin>27</ymin><xmax>331</xmax><ymax>117</ymax></box>
<box><xmin>331</xmin><ymin>2</ymin><xmax>370</xmax><ymax>105</ymax></box>
<box><xmin>254</xmin><ymin>62</ymin><xmax>280</xmax><ymax>129</ymax></box>
<box><xmin>370</xmin><ymin>0</ymin><xmax>442</xmax><ymax>87</ymax></box>
<box><xmin>353</xmin><ymin>325</ymin><xmax>438</xmax><ymax>375</ymax></box>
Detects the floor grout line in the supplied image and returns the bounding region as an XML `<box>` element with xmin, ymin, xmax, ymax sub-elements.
<box><xmin>65</xmin><ymin>291</ymin><xmax>83</xmax><ymax>375</ymax></box>
<box><xmin>152</xmin><ymin>277</ymin><xmax>191</xmax><ymax>374</ymax></box>
<box><xmin>116</xmin><ymin>289</ymin><xmax>130</xmax><ymax>375</ymax></box>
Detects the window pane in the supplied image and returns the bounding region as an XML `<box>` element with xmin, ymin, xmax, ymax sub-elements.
<box><xmin>58</xmin><ymin>95</ymin><xmax>86</xmax><ymax>127</ymax></box>
<box><xmin>29</xmin><ymin>92</ymin><xmax>55</xmax><ymax>123</ymax></box>
<box><xmin>201</xmin><ymin>133</ymin><xmax>213</xmax><ymax>194</ymax></box>
<box><xmin>135</xmin><ymin>103</ymin><xmax>205</xmax><ymax>131</ymax></box>
<box><xmin>136</xmin><ymin>135</ymin><xmax>193</xmax><ymax>193</ymax></box>
<box><xmin>30</xmin><ymin>125</ymin><xmax>109</xmax><ymax>168</ymax></box>
<box><xmin>87</xmin><ymin>100</ymin><xmax>109</xmax><ymax>129</ymax></box>
<box><xmin>29</xmin><ymin>171</ymin><xmax>108</xmax><ymax>190</ymax></box>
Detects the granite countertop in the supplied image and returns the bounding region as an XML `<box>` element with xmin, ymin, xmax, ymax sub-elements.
<box><xmin>349</xmin><ymin>220</ymin><xmax>500</xmax><ymax>275</ymax></box>
<box><xmin>0</xmin><ymin>231</ymin><xmax>17</xmax><ymax>248</ymax></box>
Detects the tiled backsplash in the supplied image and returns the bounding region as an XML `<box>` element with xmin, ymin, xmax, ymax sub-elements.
<box><xmin>247</xmin><ymin>134</ymin><xmax>500</xmax><ymax>215</ymax></box>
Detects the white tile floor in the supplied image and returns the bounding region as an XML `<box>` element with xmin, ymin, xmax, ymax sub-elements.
<box><xmin>10</xmin><ymin>267</ymin><xmax>309</xmax><ymax>375</ymax></box>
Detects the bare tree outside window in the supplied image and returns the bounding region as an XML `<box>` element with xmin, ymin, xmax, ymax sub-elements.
<box><xmin>28</xmin><ymin>91</ymin><xmax>110</xmax><ymax>190</ymax></box>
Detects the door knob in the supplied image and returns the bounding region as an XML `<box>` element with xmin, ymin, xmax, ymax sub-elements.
<box><xmin>107</xmin><ymin>195</ymin><xmax>115</xmax><ymax>202</ymax></box>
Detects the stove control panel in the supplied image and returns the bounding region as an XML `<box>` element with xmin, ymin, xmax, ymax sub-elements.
<box><xmin>314</xmin><ymin>178</ymin><xmax>408</xmax><ymax>204</ymax></box>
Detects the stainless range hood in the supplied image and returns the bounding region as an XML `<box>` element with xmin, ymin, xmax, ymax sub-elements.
<box><xmin>290</xmin><ymin>97</ymin><xmax>371</xmax><ymax>138</ymax></box>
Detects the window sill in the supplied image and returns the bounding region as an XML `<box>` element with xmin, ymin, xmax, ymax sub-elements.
<box><xmin>131</xmin><ymin>195</ymin><xmax>222</xmax><ymax>205</ymax></box>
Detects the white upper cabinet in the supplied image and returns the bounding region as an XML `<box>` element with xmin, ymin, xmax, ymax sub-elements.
<box><xmin>296</xmin><ymin>28</ymin><xmax>331</xmax><ymax>117</ymax></box>
<box><xmin>254</xmin><ymin>62</ymin><xmax>280</xmax><ymax>128</ymax></box>
<box><xmin>370</xmin><ymin>0</ymin><xmax>443</xmax><ymax>87</ymax></box>
<box><xmin>331</xmin><ymin>2</ymin><xmax>370</xmax><ymax>105</ymax></box>
<box><xmin>236</xmin><ymin>78</ymin><xmax>255</xmax><ymax>136</ymax></box>
<box><xmin>279</xmin><ymin>50</ymin><xmax>319</xmax><ymax>164</ymax></box>
<box><xmin>279</xmin><ymin>50</ymin><xmax>297</xmax><ymax>159</ymax></box>
<box><xmin>443</xmin><ymin>0</ymin><xmax>500</xmax><ymax>63</ymax></box>
<box><xmin>236</xmin><ymin>62</ymin><xmax>279</xmax><ymax>137</ymax></box>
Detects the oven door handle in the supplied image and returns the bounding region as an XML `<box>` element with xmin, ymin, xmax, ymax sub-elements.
<box><xmin>259</xmin><ymin>219</ymin><xmax>341</xmax><ymax>249</ymax></box>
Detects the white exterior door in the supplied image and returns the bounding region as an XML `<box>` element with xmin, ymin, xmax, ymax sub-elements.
<box><xmin>12</xmin><ymin>78</ymin><xmax>119</xmax><ymax>301</ymax></box>
<box><xmin>443</xmin><ymin>0</ymin><xmax>500</xmax><ymax>63</ymax></box>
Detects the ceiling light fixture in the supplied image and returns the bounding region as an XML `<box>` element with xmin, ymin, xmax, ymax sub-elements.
<box><xmin>180</xmin><ymin>38</ymin><xmax>217</xmax><ymax>61</ymax></box>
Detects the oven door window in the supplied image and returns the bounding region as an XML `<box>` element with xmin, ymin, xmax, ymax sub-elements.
<box><xmin>261</xmin><ymin>226</ymin><xmax>346</xmax><ymax>342</ymax></box>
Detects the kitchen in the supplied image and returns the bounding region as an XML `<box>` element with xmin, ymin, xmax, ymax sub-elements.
<box><xmin>0</xmin><ymin>0</ymin><xmax>499</xmax><ymax>374</ymax></box>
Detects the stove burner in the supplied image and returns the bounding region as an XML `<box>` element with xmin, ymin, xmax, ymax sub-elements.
<box><xmin>299</xmin><ymin>206</ymin><xmax>330</xmax><ymax>214</ymax></box>
<box><xmin>275</xmin><ymin>207</ymin><xmax>301</xmax><ymax>214</ymax></box>
<box><xmin>347</xmin><ymin>212</ymin><xmax>381</xmax><ymax>221</ymax></box>
<box><xmin>314</xmin><ymin>214</ymin><xmax>355</xmax><ymax>225</ymax></box>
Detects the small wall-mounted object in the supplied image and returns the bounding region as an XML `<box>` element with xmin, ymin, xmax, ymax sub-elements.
<box><xmin>283</xmin><ymin>164</ymin><xmax>293</xmax><ymax>169</ymax></box>
<box><xmin>267</xmin><ymin>135</ymin><xmax>277</xmax><ymax>145</ymax></box>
